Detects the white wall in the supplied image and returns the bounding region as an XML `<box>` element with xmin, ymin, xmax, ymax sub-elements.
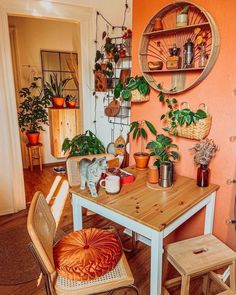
<box><xmin>8</xmin><ymin>16</ymin><xmax>80</xmax><ymax>164</ymax></box>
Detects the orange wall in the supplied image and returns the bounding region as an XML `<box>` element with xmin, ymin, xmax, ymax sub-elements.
<box><xmin>131</xmin><ymin>0</ymin><xmax>236</xmax><ymax>249</ymax></box>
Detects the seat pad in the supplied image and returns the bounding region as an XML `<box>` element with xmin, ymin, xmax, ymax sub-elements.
<box><xmin>53</xmin><ymin>228</ymin><xmax>122</xmax><ymax>281</ymax></box>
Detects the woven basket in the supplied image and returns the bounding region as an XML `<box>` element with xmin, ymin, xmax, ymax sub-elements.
<box><xmin>131</xmin><ymin>89</ymin><xmax>149</xmax><ymax>102</ymax></box>
<box><xmin>167</xmin><ymin>103</ymin><xmax>212</xmax><ymax>140</ymax></box>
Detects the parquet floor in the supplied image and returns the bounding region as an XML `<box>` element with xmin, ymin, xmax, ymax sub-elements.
<box><xmin>0</xmin><ymin>164</ymin><xmax>221</xmax><ymax>295</ymax></box>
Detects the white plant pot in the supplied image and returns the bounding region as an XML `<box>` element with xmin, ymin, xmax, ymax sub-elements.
<box><xmin>176</xmin><ymin>14</ymin><xmax>188</xmax><ymax>27</ymax></box>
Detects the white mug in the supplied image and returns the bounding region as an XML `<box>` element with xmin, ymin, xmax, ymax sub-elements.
<box><xmin>99</xmin><ymin>175</ymin><xmax>120</xmax><ymax>194</ymax></box>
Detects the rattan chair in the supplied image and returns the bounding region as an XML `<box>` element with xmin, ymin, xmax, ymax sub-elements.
<box><xmin>27</xmin><ymin>192</ymin><xmax>139</xmax><ymax>295</ymax></box>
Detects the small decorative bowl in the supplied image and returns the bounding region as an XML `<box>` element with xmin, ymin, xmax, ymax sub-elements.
<box><xmin>148</xmin><ymin>61</ymin><xmax>163</xmax><ymax>70</ymax></box>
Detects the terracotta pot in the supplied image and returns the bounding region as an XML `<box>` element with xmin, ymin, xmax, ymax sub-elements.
<box><xmin>134</xmin><ymin>152</ymin><xmax>150</xmax><ymax>170</ymax></box>
<box><xmin>52</xmin><ymin>97</ymin><xmax>64</xmax><ymax>108</ymax></box>
<box><xmin>153</xmin><ymin>18</ymin><xmax>163</xmax><ymax>31</ymax></box>
<box><xmin>26</xmin><ymin>132</ymin><xmax>40</xmax><ymax>145</ymax></box>
<box><xmin>66</xmin><ymin>101</ymin><xmax>76</xmax><ymax>108</ymax></box>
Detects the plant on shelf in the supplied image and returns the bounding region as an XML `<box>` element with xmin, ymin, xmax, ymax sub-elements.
<box><xmin>104</xmin><ymin>37</ymin><xmax>119</xmax><ymax>63</ymax></box>
<box><xmin>158</xmin><ymin>84</ymin><xmax>208</xmax><ymax>137</ymax></box>
<box><xmin>18</xmin><ymin>77</ymin><xmax>50</xmax><ymax>145</ymax></box>
<box><xmin>65</xmin><ymin>95</ymin><xmax>78</xmax><ymax>108</ymax></box>
<box><xmin>146</xmin><ymin>134</ymin><xmax>179</xmax><ymax>168</ymax></box>
<box><xmin>114</xmin><ymin>76</ymin><xmax>150</xmax><ymax>102</ymax></box>
<box><xmin>176</xmin><ymin>5</ymin><xmax>189</xmax><ymax>27</ymax></box>
<box><xmin>62</xmin><ymin>130</ymin><xmax>105</xmax><ymax>157</ymax></box>
<box><xmin>190</xmin><ymin>138</ymin><xmax>218</xmax><ymax>187</ymax></box>
<box><xmin>94</xmin><ymin>52</ymin><xmax>114</xmax><ymax>91</ymax></box>
<box><xmin>129</xmin><ymin>120</ymin><xmax>157</xmax><ymax>170</ymax></box>
<box><xmin>44</xmin><ymin>73</ymin><xmax>71</xmax><ymax>108</ymax></box>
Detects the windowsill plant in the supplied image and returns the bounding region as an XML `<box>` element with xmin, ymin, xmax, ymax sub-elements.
<box><xmin>44</xmin><ymin>73</ymin><xmax>71</xmax><ymax>108</ymax></box>
<box><xmin>65</xmin><ymin>95</ymin><xmax>78</xmax><ymax>108</ymax></box>
<box><xmin>18</xmin><ymin>77</ymin><xmax>50</xmax><ymax>145</ymax></box>
<box><xmin>129</xmin><ymin>120</ymin><xmax>157</xmax><ymax>170</ymax></box>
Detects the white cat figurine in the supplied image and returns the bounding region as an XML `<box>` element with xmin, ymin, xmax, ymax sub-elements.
<box><xmin>79</xmin><ymin>157</ymin><xmax>107</xmax><ymax>197</ymax></box>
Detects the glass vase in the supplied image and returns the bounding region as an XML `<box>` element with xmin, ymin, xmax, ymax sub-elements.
<box><xmin>197</xmin><ymin>164</ymin><xmax>209</xmax><ymax>187</ymax></box>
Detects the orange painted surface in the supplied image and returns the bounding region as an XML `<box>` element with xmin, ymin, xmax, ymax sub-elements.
<box><xmin>131</xmin><ymin>0</ymin><xmax>236</xmax><ymax>248</ymax></box>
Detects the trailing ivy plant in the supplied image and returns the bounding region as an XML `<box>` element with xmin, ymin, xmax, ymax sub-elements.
<box><xmin>114</xmin><ymin>76</ymin><xmax>150</xmax><ymax>101</ymax></box>
<box><xmin>130</xmin><ymin>120</ymin><xmax>157</xmax><ymax>154</ymax></box>
<box><xmin>62</xmin><ymin>130</ymin><xmax>105</xmax><ymax>157</ymax></box>
<box><xmin>157</xmin><ymin>84</ymin><xmax>207</xmax><ymax>136</ymax></box>
<box><xmin>146</xmin><ymin>133</ymin><xmax>179</xmax><ymax>167</ymax></box>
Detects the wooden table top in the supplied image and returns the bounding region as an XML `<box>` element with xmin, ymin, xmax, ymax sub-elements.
<box><xmin>70</xmin><ymin>167</ymin><xmax>220</xmax><ymax>232</ymax></box>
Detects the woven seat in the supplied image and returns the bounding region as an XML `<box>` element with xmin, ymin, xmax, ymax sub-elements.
<box><xmin>27</xmin><ymin>192</ymin><xmax>138</xmax><ymax>295</ymax></box>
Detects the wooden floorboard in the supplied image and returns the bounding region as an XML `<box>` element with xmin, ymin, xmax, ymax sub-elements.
<box><xmin>0</xmin><ymin>165</ymin><xmax>222</xmax><ymax>294</ymax></box>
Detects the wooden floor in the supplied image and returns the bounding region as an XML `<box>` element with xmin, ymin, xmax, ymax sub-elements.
<box><xmin>0</xmin><ymin>164</ymin><xmax>222</xmax><ymax>295</ymax></box>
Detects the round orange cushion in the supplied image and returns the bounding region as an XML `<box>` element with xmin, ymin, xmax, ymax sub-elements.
<box><xmin>53</xmin><ymin>228</ymin><xmax>122</xmax><ymax>281</ymax></box>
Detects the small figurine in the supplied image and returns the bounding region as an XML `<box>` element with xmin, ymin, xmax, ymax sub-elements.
<box><xmin>79</xmin><ymin>157</ymin><xmax>107</xmax><ymax>197</ymax></box>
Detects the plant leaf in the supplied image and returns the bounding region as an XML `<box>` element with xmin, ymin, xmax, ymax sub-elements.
<box><xmin>145</xmin><ymin>120</ymin><xmax>157</xmax><ymax>135</ymax></box>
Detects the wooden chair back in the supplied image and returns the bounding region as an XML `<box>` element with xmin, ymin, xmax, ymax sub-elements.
<box><xmin>27</xmin><ymin>191</ymin><xmax>56</xmax><ymax>274</ymax></box>
<box><xmin>66</xmin><ymin>153</ymin><xmax>114</xmax><ymax>187</ymax></box>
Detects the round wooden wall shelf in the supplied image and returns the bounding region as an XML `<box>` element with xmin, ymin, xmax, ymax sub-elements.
<box><xmin>139</xmin><ymin>1</ymin><xmax>220</xmax><ymax>94</ymax></box>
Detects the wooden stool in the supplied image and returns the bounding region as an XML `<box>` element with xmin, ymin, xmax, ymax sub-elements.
<box><xmin>163</xmin><ymin>234</ymin><xmax>236</xmax><ymax>295</ymax></box>
<box><xmin>26</xmin><ymin>143</ymin><xmax>43</xmax><ymax>172</ymax></box>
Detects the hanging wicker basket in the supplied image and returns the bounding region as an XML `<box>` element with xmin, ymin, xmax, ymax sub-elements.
<box><xmin>167</xmin><ymin>103</ymin><xmax>212</xmax><ymax>140</ymax></box>
<box><xmin>131</xmin><ymin>89</ymin><xmax>149</xmax><ymax>103</ymax></box>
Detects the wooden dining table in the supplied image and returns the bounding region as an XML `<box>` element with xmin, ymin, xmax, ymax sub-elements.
<box><xmin>70</xmin><ymin>167</ymin><xmax>219</xmax><ymax>295</ymax></box>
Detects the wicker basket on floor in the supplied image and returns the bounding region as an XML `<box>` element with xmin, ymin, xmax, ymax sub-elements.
<box><xmin>167</xmin><ymin>103</ymin><xmax>212</xmax><ymax>140</ymax></box>
<box><xmin>131</xmin><ymin>89</ymin><xmax>149</xmax><ymax>102</ymax></box>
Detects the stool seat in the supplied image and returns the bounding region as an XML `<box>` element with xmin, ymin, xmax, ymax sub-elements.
<box><xmin>164</xmin><ymin>234</ymin><xmax>236</xmax><ymax>295</ymax></box>
<box><xmin>26</xmin><ymin>143</ymin><xmax>43</xmax><ymax>148</ymax></box>
<box><xmin>166</xmin><ymin>234</ymin><xmax>236</xmax><ymax>276</ymax></box>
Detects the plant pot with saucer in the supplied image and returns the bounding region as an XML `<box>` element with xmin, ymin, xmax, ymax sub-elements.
<box><xmin>130</xmin><ymin>120</ymin><xmax>157</xmax><ymax>170</ymax></box>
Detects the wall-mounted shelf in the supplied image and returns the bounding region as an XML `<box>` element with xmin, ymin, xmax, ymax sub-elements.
<box><xmin>139</xmin><ymin>1</ymin><xmax>220</xmax><ymax>94</ymax></box>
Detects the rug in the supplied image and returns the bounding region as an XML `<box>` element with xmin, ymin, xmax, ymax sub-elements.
<box><xmin>0</xmin><ymin>224</ymin><xmax>41</xmax><ymax>285</ymax></box>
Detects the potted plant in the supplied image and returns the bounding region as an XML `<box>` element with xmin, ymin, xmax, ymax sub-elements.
<box><xmin>114</xmin><ymin>76</ymin><xmax>150</xmax><ymax>102</ymax></box>
<box><xmin>146</xmin><ymin>134</ymin><xmax>179</xmax><ymax>181</ymax></box>
<box><xmin>130</xmin><ymin>120</ymin><xmax>157</xmax><ymax>170</ymax></box>
<box><xmin>62</xmin><ymin>130</ymin><xmax>105</xmax><ymax>157</ymax></box>
<box><xmin>44</xmin><ymin>73</ymin><xmax>71</xmax><ymax>108</ymax></box>
<box><xmin>104</xmin><ymin>37</ymin><xmax>119</xmax><ymax>63</ymax></box>
<box><xmin>176</xmin><ymin>5</ymin><xmax>189</xmax><ymax>27</ymax></box>
<box><xmin>190</xmin><ymin>138</ymin><xmax>218</xmax><ymax>187</ymax></box>
<box><xmin>65</xmin><ymin>95</ymin><xmax>78</xmax><ymax>108</ymax></box>
<box><xmin>18</xmin><ymin>77</ymin><xmax>50</xmax><ymax>145</ymax></box>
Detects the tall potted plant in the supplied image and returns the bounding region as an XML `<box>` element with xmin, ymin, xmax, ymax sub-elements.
<box><xmin>18</xmin><ymin>77</ymin><xmax>50</xmax><ymax>145</ymax></box>
<box><xmin>130</xmin><ymin>120</ymin><xmax>157</xmax><ymax>170</ymax></box>
<box><xmin>44</xmin><ymin>73</ymin><xmax>71</xmax><ymax>108</ymax></box>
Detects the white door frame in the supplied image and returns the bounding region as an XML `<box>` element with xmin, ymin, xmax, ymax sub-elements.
<box><xmin>0</xmin><ymin>0</ymin><xmax>95</xmax><ymax>214</ymax></box>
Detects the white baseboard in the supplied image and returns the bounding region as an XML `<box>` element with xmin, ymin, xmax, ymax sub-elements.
<box><xmin>0</xmin><ymin>208</ymin><xmax>15</xmax><ymax>216</ymax></box>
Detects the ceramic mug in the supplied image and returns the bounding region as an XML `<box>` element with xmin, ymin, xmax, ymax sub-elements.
<box><xmin>100</xmin><ymin>175</ymin><xmax>120</xmax><ymax>194</ymax></box>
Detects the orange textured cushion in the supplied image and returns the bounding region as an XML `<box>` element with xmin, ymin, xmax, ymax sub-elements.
<box><xmin>53</xmin><ymin>228</ymin><xmax>122</xmax><ymax>281</ymax></box>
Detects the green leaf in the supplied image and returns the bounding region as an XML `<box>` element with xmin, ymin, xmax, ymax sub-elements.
<box><xmin>172</xmin><ymin>98</ymin><xmax>178</xmax><ymax>104</ymax></box>
<box><xmin>160</xmin><ymin>114</ymin><xmax>165</xmax><ymax>120</ymax></box>
<box><xmin>195</xmin><ymin>109</ymin><xmax>207</xmax><ymax>119</ymax></box>
<box><xmin>163</xmin><ymin>127</ymin><xmax>169</xmax><ymax>131</ymax></box>
<box><xmin>133</xmin><ymin>127</ymin><xmax>139</xmax><ymax>140</ymax></box>
<box><xmin>145</xmin><ymin>120</ymin><xmax>157</xmax><ymax>135</ymax></box>
<box><xmin>121</xmin><ymin>89</ymin><xmax>132</xmax><ymax>101</ymax></box>
<box><xmin>140</xmin><ymin>128</ymin><xmax>147</xmax><ymax>139</ymax></box>
<box><xmin>130</xmin><ymin>121</ymin><xmax>139</xmax><ymax>133</ymax></box>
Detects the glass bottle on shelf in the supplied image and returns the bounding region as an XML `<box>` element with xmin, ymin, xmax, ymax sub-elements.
<box><xmin>198</xmin><ymin>43</ymin><xmax>207</xmax><ymax>68</ymax></box>
<box><xmin>197</xmin><ymin>164</ymin><xmax>209</xmax><ymax>187</ymax></box>
<box><xmin>183</xmin><ymin>38</ymin><xmax>194</xmax><ymax>68</ymax></box>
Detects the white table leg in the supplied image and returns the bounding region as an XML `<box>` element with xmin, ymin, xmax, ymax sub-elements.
<box><xmin>72</xmin><ymin>194</ymin><xmax>83</xmax><ymax>231</ymax></box>
<box><xmin>204</xmin><ymin>192</ymin><xmax>216</xmax><ymax>234</ymax></box>
<box><xmin>150</xmin><ymin>231</ymin><xmax>164</xmax><ymax>295</ymax></box>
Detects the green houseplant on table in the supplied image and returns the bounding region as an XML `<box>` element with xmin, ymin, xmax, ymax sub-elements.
<box><xmin>18</xmin><ymin>77</ymin><xmax>50</xmax><ymax>145</ymax></box>
<box><xmin>44</xmin><ymin>73</ymin><xmax>71</xmax><ymax>108</ymax></box>
<box><xmin>129</xmin><ymin>120</ymin><xmax>157</xmax><ymax>170</ymax></box>
<box><xmin>62</xmin><ymin>130</ymin><xmax>105</xmax><ymax>157</ymax></box>
<box><xmin>114</xmin><ymin>75</ymin><xmax>150</xmax><ymax>102</ymax></box>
